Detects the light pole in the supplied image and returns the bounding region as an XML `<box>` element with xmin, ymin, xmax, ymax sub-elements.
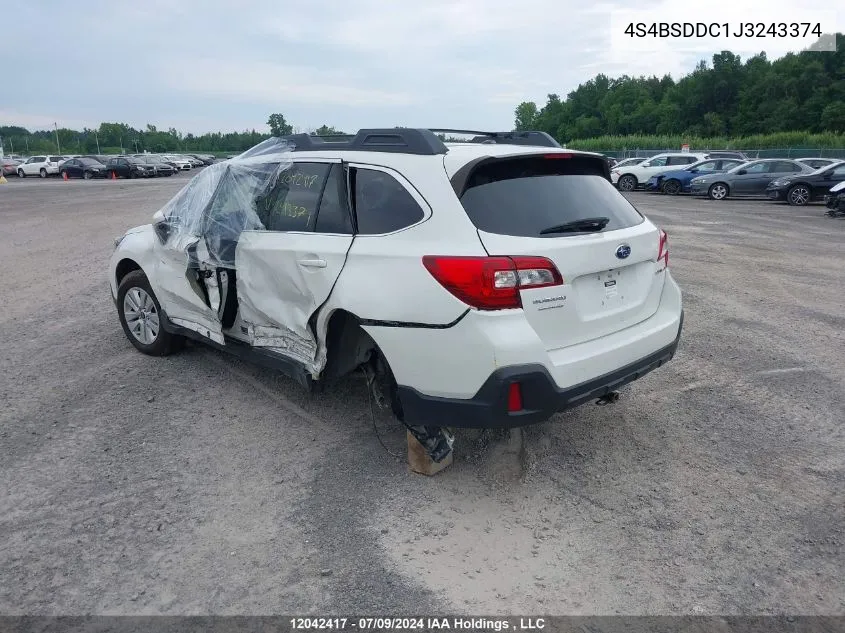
<box><xmin>95</xmin><ymin>132</ymin><xmax>101</xmax><ymax>154</ymax></box>
<box><xmin>54</xmin><ymin>122</ymin><xmax>62</xmax><ymax>154</ymax></box>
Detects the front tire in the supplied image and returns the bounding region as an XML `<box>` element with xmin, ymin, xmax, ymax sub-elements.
<box><xmin>787</xmin><ymin>184</ymin><xmax>810</xmax><ymax>206</ymax></box>
<box><xmin>83</xmin><ymin>171</ymin><xmax>93</xmax><ymax>180</ymax></box>
<box><xmin>708</xmin><ymin>182</ymin><xmax>729</xmax><ymax>200</ymax></box>
<box><xmin>117</xmin><ymin>270</ymin><xmax>185</xmax><ymax>356</ymax></box>
<box><xmin>662</xmin><ymin>179</ymin><xmax>682</xmax><ymax>195</ymax></box>
<box><xmin>618</xmin><ymin>174</ymin><xmax>637</xmax><ymax>191</ymax></box>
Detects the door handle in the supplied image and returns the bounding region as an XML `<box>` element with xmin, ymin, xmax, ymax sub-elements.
<box><xmin>298</xmin><ymin>258</ymin><xmax>327</xmax><ymax>268</ymax></box>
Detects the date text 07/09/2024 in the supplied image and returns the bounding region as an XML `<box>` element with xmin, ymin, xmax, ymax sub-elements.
<box><xmin>289</xmin><ymin>617</ymin><xmax>547</xmax><ymax>631</ymax></box>
<box><xmin>623</xmin><ymin>22</ymin><xmax>823</xmax><ymax>39</ymax></box>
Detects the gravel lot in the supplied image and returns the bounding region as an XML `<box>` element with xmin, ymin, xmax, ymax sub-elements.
<box><xmin>1</xmin><ymin>176</ymin><xmax>843</xmax><ymax>616</ymax></box>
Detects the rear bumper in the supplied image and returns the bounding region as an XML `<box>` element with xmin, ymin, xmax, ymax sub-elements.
<box><xmin>767</xmin><ymin>188</ymin><xmax>785</xmax><ymax>200</ymax></box>
<box><xmin>397</xmin><ymin>311</ymin><xmax>684</xmax><ymax>429</ymax></box>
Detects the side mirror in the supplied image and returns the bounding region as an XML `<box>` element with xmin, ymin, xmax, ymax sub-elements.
<box><xmin>641</xmin><ymin>163</ymin><xmax>651</xmax><ymax>168</ymax></box>
<box><xmin>737</xmin><ymin>169</ymin><xmax>747</xmax><ymax>175</ymax></box>
<box><xmin>690</xmin><ymin>168</ymin><xmax>699</xmax><ymax>173</ymax></box>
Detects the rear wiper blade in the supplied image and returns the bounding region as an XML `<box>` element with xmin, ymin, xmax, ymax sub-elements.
<box><xmin>539</xmin><ymin>217</ymin><xmax>610</xmax><ymax>235</ymax></box>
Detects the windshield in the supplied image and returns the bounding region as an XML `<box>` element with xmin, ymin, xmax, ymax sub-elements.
<box><xmin>459</xmin><ymin>156</ymin><xmax>643</xmax><ymax>238</ymax></box>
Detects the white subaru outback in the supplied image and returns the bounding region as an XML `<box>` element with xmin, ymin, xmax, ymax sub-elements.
<box><xmin>110</xmin><ymin>128</ymin><xmax>683</xmax><ymax>458</ymax></box>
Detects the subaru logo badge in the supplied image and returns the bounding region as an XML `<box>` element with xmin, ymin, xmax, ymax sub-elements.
<box><xmin>615</xmin><ymin>244</ymin><xmax>631</xmax><ymax>259</ymax></box>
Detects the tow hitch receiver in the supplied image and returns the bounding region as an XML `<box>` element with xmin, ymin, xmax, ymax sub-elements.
<box><xmin>596</xmin><ymin>391</ymin><xmax>621</xmax><ymax>406</ymax></box>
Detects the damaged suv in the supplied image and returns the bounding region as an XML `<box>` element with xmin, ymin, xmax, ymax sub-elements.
<box><xmin>110</xmin><ymin>129</ymin><xmax>683</xmax><ymax>459</ymax></box>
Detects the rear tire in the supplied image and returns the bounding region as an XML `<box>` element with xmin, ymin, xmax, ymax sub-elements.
<box><xmin>39</xmin><ymin>168</ymin><xmax>47</xmax><ymax>178</ymax></box>
<box><xmin>618</xmin><ymin>174</ymin><xmax>637</xmax><ymax>191</ymax></box>
<box><xmin>83</xmin><ymin>171</ymin><xmax>93</xmax><ymax>180</ymax></box>
<box><xmin>117</xmin><ymin>270</ymin><xmax>185</xmax><ymax>356</ymax></box>
<box><xmin>17</xmin><ymin>169</ymin><xmax>25</xmax><ymax>178</ymax></box>
<box><xmin>662</xmin><ymin>179</ymin><xmax>681</xmax><ymax>195</ymax></box>
<box><xmin>708</xmin><ymin>182</ymin><xmax>729</xmax><ymax>200</ymax></box>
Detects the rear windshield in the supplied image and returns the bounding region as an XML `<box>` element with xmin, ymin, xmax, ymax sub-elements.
<box><xmin>459</xmin><ymin>156</ymin><xmax>644</xmax><ymax>237</ymax></box>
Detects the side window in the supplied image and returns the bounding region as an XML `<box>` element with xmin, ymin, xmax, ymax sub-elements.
<box><xmin>648</xmin><ymin>157</ymin><xmax>668</xmax><ymax>167</ymax></box>
<box><xmin>771</xmin><ymin>161</ymin><xmax>801</xmax><ymax>173</ymax></box>
<box><xmin>743</xmin><ymin>162</ymin><xmax>767</xmax><ymax>174</ymax></box>
<box><xmin>696</xmin><ymin>161</ymin><xmax>719</xmax><ymax>172</ymax></box>
<box><xmin>314</xmin><ymin>165</ymin><xmax>352</xmax><ymax>234</ymax></box>
<box><xmin>258</xmin><ymin>162</ymin><xmax>331</xmax><ymax>232</ymax></box>
<box><xmin>354</xmin><ymin>168</ymin><xmax>425</xmax><ymax>235</ymax></box>
<box><xmin>33</xmin><ymin>156</ymin><xmax>46</xmax><ymax>163</ymax></box>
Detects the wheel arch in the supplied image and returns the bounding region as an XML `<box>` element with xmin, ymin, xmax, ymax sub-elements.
<box><xmin>115</xmin><ymin>258</ymin><xmax>143</xmax><ymax>287</ymax></box>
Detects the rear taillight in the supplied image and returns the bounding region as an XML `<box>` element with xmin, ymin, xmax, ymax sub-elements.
<box><xmin>658</xmin><ymin>229</ymin><xmax>669</xmax><ymax>269</ymax></box>
<box><xmin>507</xmin><ymin>382</ymin><xmax>523</xmax><ymax>412</ymax></box>
<box><xmin>422</xmin><ymin>255</ymin><xmax>564</xmax><ymax>310</ymax></box>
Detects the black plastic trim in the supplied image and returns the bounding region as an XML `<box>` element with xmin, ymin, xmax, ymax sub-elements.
<box><xmin>396</xmin><ymin>311</ymin><xmax>684</xmax><ymax>428</ymax></box>
<box><xmin>281</xmin><ymin>129</ymin><xmax>448</xmax><ymax>156</ymax></box>
<box><xmin>359</xmin><ymin>309</ymin><xmax>470</xmax><ymax>329</ymax></box>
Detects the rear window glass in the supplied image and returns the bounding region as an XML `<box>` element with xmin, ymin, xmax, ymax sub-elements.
<box><xmin>459</xmin><ymin>157</ymin><xmax>643</xmax><ymax>238</ymax></box>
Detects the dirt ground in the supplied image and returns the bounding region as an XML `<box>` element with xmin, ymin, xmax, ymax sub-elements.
<box><xmin>0</xmin><ymin>175</ymin><xmax>843</xmax><ymax>616</ymax></box>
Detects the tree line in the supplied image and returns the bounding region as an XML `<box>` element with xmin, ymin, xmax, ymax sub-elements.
<box><xmin>514</xmin><ymin>33</ymin><xmax>845</xmax><ymax>143</ymax></box>
<box><xmin>0</xmin><ymin>116</ymin><xmax>346</xmax><ymax>156</ymax></box>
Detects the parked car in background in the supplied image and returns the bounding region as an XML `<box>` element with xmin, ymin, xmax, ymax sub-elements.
<box><xmin>795</xmin><ymin>157</ymin><xmax>840</xmax><ymax>170</ymax></box>
<box><xmin>105</xmin><ymin>156</ymin><xmax>157</xmax><ymax>178</ymax></box>
<box><xmin>690</xmin><ymin>159</ymin><xmax>813</xmax><ymax>200</ymax></box>
<box><xmin>612</xmin><ymin>152</ymin><xmax>709</xmax><ymax>191</ymax></box>
<box><xmin>83</xmin><ymin>155</ymin><xmax>114</xmax><ymax>165</ymax></box>
<box><xmin>705</xmin><ymin>151</ymin><xmax>750</xmax><ymax>161</ymax></box>
<box><xmin>181</xmin><ymin>155</ymin><xmax>204</xmax><ymax>168</ymax></box>
<box><xmin>161</xmin><ymin>154</ymin><xmax>192</xmax><ymax>171</ymax></box>
<box><xmin>186</xmin><ymin>153</ymin><xmax>215</xmax><ymax>166</ymax></box>
<box><xmin>17</xmin><ymin>155</ymin><xmax>62</xmax><ymax>178</ymax></box>
<box><xmin>59</xmin><ymin>157</ymin><xmax>108</xmax><ymax>179</ymax></box>
<box><xmin>612</xmin><ymin>157</ymin><xmax>647</xmax><ymax>171</ymax></box>
<box><xmin>645</xmin><ymin>158</ymin><xmax>745</xmax><ymax>194</ymax></box>
<box><xmin>765</xmin><ymin>161</ymin><xmax>845</xmax><ymax>206</ymax></box>
<box><xmin>825</xmin><ymin>180</ymin><xmax>845</xmax><ymax>217</ymax></box>
<box><xmin>136</xmin><ymin>155</ymin><xmax>175</xmax><ymax>177</ymax></box>
<box><xmin>1</xmin><ymin>158</ymin><xmax>21</xmax><ymax>176</ymax></box>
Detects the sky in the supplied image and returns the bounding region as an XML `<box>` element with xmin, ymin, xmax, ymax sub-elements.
<box><xmin>2</xmin><ymin>0</ymin><xmax>840</xmax><ymax>135</ymax></box>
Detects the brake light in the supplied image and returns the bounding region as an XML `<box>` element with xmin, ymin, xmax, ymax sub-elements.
<box><xmin>507</xmin><ymin>382</ymin><xmax>523</xmax><ymax>412</ymax></box>
<box><xmin>658</xmin><ymin>229</ymin><xmax>669</xmax><ymax>269</ymax></box>
<box><xmin>422</xmin><ymin>255</ymin><xmax>563</xmax><ymax>310</ymax></box>
<box><xmin>543</xmin><ymin>153</ymin><xmax>572</xmax><ymax>159</ymax></box>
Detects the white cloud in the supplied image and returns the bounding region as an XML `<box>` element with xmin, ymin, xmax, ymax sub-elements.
<box><xmin>1</xmin><ymin>0</ymin><xmax>841</xmax><ymax>133</ymax></box>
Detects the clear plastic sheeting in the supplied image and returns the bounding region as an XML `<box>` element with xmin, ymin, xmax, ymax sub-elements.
<box><xmin>154</xmin><ymin>137</ymin><xmax>296</xmax><ymax>268</ymax></box>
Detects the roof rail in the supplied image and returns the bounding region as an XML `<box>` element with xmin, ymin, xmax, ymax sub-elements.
<box><xmin>429</xmin><ymin>129</ymin><xmax>562</xmax><ymax>149</ymax></box>
<box><xmin>281</xmin><ymin>128</ymin><xmax>447</xmax><ymax>155</ymax></box>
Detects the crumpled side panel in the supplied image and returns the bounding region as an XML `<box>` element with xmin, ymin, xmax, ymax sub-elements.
<box><xmin>156</xmin><ymin>138</ymin><xmax>296</xmax><ymax>269</ymax></box>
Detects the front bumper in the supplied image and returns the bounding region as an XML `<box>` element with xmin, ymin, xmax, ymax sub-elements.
<box><xmin>397</xmin><ymin>311</ymin><xmax>684</xmax><ymax>429</ymax></box>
